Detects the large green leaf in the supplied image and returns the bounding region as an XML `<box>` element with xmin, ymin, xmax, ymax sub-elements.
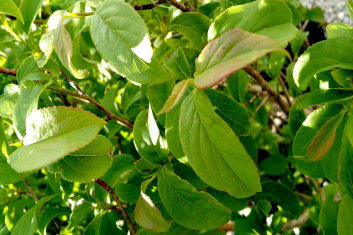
<box><xmin>179</xmin><ymin>90</ymin><xmax>261</xmax><ymax>198</ymax></box>
<box><xmin>340</xmin><ymin>123</ymin><xmax>353</xmax><ymax>198</ymax></box>
<box><xmin>133</xmin><ymin>108</ymin><xmax>168</xmax><ymax>164</ymax></box>
<box><xmin>293</xmin><ymin>38</ymin><xmax>353</xmax><ymax>91</ymax></box>
<box><xmin>326</xmin><ymin>23</ymin><xmax>353</xmax><ymax>39</ymax></box>
<box><xmin>337</xmin><ymin>195</ymin><xmax>353</xmax><ymax>235</ymax></box>
<box><xmin>208</xmin><ymin>0</ymin><xmax>293</xmax><ymax>42</ymax></box>
<box><xmin>0</xmin><ymin>0</ymin><xmax>23</xmax><ymax>23</ymax></box>
<box><xmin>8</xmin><ymin>107</ymin><xmax>105</xmax><ymax>173</ymax></box>
<box><xmin>91</xmin><ymin>0</ymin><xmax>171</xmax><ymax>84</ymax></box>
<box><xmin>194</xmin><ymin>28</ymin><xmax>287</xmax><ymax>89</ymax></box>
<box><xmin>57</xmin><ymin>135</ymin><xmax>113</xmax><ymax>182</ymax></box>
<box><xmin>205</xmin><ymin>89</ymin><xmax>250</xmax><ymax>136</ymax></box>
<box><xmin>19</xmin><ymin>0</ymin><xmax>44</xmax><ymax>34</ymax></box>
<box><xmin>157</xmin><ymin>168</ymin><xmax>231</xmax><ymax>230</ymax></box>
<box><xmin>170</xmin><ymin>13</ymin><xmax>211</xmax><ymax>51</ymax></box>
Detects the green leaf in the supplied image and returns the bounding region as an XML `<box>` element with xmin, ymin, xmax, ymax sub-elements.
<box><xmin>8</xmin><ymin>107</ymin><xmax>105</xmax><ymax>173</ymax></box>
<box><xmin>255</xmin><ymin>23</ymin><xmax>298</xmax><ymax>47</ymax></box>
<box><xmin>164</xmin><ymin>48</ymin><xmax>193</xmax><ymax>79</ymax></box>
<box><xmin>194</xmin><ymin>28</ymin><xmax>288</xmax><ymax>89</ymax></box>
<box><xmin>179</xmin><ymin>90</ymin><xmax>261</xmax><ymax>198</ymax></box>
<box><xmin>294</xmin><ymin>89</ymin><xmax>353</xmax><ymax>110</ymax></box>
<box><xmin>326</xmin><ymin>23</ymin><xmax>353</xmax><ymax>39</ymax></box>
<box><xmin>57</xmin><ymin>135</ymin><xmax>113</xmax><ymax>182</ymax></box>
<box><xmin>19</xmin><ymin>0</ymin><xmax>44</xmax><ymax>34</ymax></box>
<box><xmin>16</xmin><ymin>56</ymin><xmax>40</xmax><ymax>82</ymax></box>
<box><xmin>293</xmin><ymin>37</ymin><xmax>353</xmax><ymax>91</ymax></box>
<box><xmin>91</xmin><ymin>0</ymin><xmax>171</xmax><ymax>84</ymax></box>
<box><xmin>259</xmin><ymin>154</ymin><xmax>287</xmax><ymax>176</ymax></box>
<box><xmin>340</xmin><ymin>123</ymin><xmax>353</xmax><ymax>198</ymax></box>
<box><xmin>38</xmin><ymin>208</ymin><xmax>70</xmax><ymax>234</ymax></box>
<box><xmin>52</xmin><ymin>11</ymin><xmax>87</xmax><ymax>78</ymax></box>
<box><xmin>0</xmin><ymin>0</ymin><xmax>23</xmax><ymax>23</ymax></box>
<box><xmin>165</xmin><ymin>103</ymin><xmax>185</xmax><ymax>160</ymax></box>
<box><xmin>157</xmin><ymin>168</ymin><xmax>231</xmax><ymax>230</ymax></box>
<box><xmin>84</xmin><ymin>212</ymin><xmax>124</xmax><ymax>235</ymax></box>
<box><xmin>170</xmin><ymin>13</ymin><xmax>211</xmax><ymax>51</ymax></box>
<box><xmin>11</xmin><ymin>208</ymin><xmax>37</xmax><ymax>235</ymax></box>
<box><xmin>0</xmin><ymin>155</ymin><xmax>27</xmax><ymax>184</ymax></box>
<box><xmin>133</xmin><ymin>108</ymin><xmax>168</xmax><ymax>164</ymax></box>
<box><xmin>68</xmin><ymin>201</ymin><xmax>94</xmax><ymax>229</ymax></box>
<box><xmin>158</xmin><ymin>79</ymin><xmax>191</xmax><ymax>115</ymax></box>
<box><xmin>304</xmin><ymin>113</ymin><xmax>344</xmax><ymax>162</ymax></box>
<box><xmin>319</xmin><ymin>184</ymin><xmax>340</xmax><ymax>235</ymax></box>
<box><xmin>135</xmin><ymin>192</ymin><xmax>171</xmax><ymax>232</ymax></box>
<box><xmin>13</xmin><ymin>81</ymin><xmax>45</xmax><ymax>139</ymax></box>
<box><xmin>256</xmin><ymin>181</ymin><xmax>300</xmax><ymax>217</ymax></box>
<box><xmin>205</xmin><ymin>89</ymin><xmax>250</xmax><ymax>136</ymax></box>
<box><xmin>337</xmin><ymin>195</ymin><xmax>353</xmax><ymax>235</ymax></box>
<box><xmin>293</xmin><ymin>105</ymin><xmax>343</xmax><ymax>178</ymax></box>
<box><xmin>208</xmin><ymin>0</ymin><xmax>293</xmax><ymax>41</ymax></box>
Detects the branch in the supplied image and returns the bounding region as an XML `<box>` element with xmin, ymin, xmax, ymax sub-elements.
<box><xmin>94</xmin><ymin>179</ymin><xmax>136</xmax><ymax>235</ymax></box>
<box><xmin>243</xmin><ymin>66</ymin><xmax>290</xmax><ymax>113</ymax></box>
<box><xmin>134</xmin><ymin>0</ymin><xmax>193</xmax><ymax>11</ymax></box>
<box><xmin>0</xmin><ymin>67</ymin><xmax>133</xmax><ymax>129</ymax></box>
<box><xmin>281</xmin><ymin>208</ymin><xmax>310</xmax><ymax>232</ymax></box>
<box><xmin>23</xmin><ymin>179</ymin><xmax>39</xmax><ymax>202</ymax></box>
<box><xmin>134</xmin><ymin>0</ymin><xmax>166</xmax><ymax>10</ymax></box>
<box><xmin>0</xmin><ymin>67</ymin><xmax>16</xmax><ymax>76</ymax></box>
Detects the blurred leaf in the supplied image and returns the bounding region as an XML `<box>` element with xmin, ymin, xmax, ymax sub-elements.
<box><xmin>0</xmin><ymin>0</ymin><xmax>23</xmax><ymax>22</ymax></box>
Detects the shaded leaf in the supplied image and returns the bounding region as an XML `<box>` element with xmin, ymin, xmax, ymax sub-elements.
<box><xmin>133</xmin><ymin>108</ymin><xmax>168</xmax><ymax>164</ymax></box>
<box><xmin>158</xmin><ymin>168</ymin><xmax>231</xmax><ymax>230</ymax></box>
<box><xmin>170</xmin><ymin>13</ymin><xmax>211</xmax><ymax>51</ymax></box>
<box><xmin>19</xmin><ymin>0</ymin><xmax>44</xmax><ymax>34</ymax></box>
<box><xmin>58</xmin><ymin>135</ymin><xmax>113</xmax><ymax>182</ymax></box>
<box><xmin>205</xmin><ymin>89</ymin><xmax>250</xmax><ymax>136</ymax></box>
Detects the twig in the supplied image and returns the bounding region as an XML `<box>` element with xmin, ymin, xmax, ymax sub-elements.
<box><xmin>0</xmin><ymin>67</ymin><xmax>16</xmax><ymax>76</ymax></box>
<box><xmin>243</xmin><ymin>66</ymin><xmax>290</xmax><ymax>113</ymax></box>
<box><xmin>23</xmin><ymin>179</ymin><xmax>39</xmax><ymax>202</ymax></box>
<box><xmin>134</xmin><ymin>0</ymin><xmax>166</xmax><ymax>10</ymax></box>
<box><xmin>0</xmin><ymin>67</ymin><xmax>133</xmax><ymax>129</ymax></box>
<box><xmin>279</xmin><ymin>72</ymin><xmax>293</xmax><ymax>105</ymax></box>
<box><xmin>94</xmin><ymin>179</ymin><xmax>136</xmax><ymax>235</ymax></box>
<box><xmin>167</xmin><ymin>0</ymin><xmax>193</xmax><ymax>11</ymax></box>
<box><xmin>38</xmin><ymin>81</ymin><xmax>134</xmax><ymax>129</ymax></box>
<box><xmin>281</xmin><ymin>208</ymin><xmax>310</xmax><ymax>232</ymax></box>
<box><xmin>61</xmin><ymin>70</ymin><xmax>85</xmax><ymax>95</ymax></box>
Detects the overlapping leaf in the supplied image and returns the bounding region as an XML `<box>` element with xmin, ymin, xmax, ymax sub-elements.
<box><xmin>294</xmin><ymin>37</ymin><xmax>353</xmax><ymax>91</ymax></box>
<box><xmin>8</xmin><ymin>107</ymin><xmax>105</xmax><ymax>172</ymax></box>
<box><xmin>58</xmin><ymin>135</ymin><xmax>113</xmax><ymax>182</ymax></box>
<box><xmin>195</xmin><ymin>28</ymin><xmax>287</xmax><ymax>89</ymax></box>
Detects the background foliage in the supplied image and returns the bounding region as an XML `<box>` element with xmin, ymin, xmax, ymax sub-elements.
<box><xmin>0</xmin><ymin>0</ymin><xmax>352</xmax><ymax>234</ymax></box>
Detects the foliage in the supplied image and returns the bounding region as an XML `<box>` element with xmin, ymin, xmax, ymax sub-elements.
<box><xmin>0</xmin><ymin>0</ymin><xmax>352</xmax><ymax>234</ymax></box>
